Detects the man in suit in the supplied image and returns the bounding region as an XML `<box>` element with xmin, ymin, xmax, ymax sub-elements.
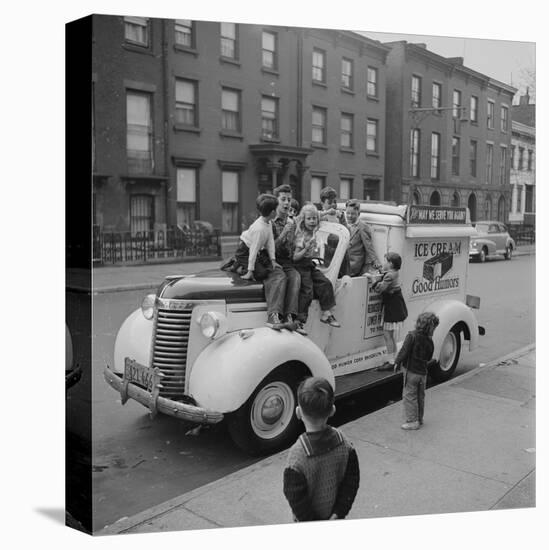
<box><xmin>345</xmin><ymin>199</ymin><xmax>381</xmax><ymax>277</ymax></box>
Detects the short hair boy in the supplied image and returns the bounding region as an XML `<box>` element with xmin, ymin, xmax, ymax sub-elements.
<box><xmin>283</xmin><ymin>376</ymin><xmax>360</xmax><ymax>521</ymax></box>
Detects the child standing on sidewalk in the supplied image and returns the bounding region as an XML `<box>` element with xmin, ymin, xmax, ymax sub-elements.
<box><xmin>395</xmin><ymin>312</ymin><xmax>440</xmax><ymax>430</ymax></box>
<box><xmin>373</xmin><ymin>251</ymin><xmax>408</xmax><ymax>371</ymax></box>
<box><xmin>283</xmin><ymin>376</ymin><xmax>360</xmax><ymax>521</ymax></box>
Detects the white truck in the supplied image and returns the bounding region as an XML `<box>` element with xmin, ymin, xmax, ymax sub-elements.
<box><xmin>104</xmin><ymin>203</ymin><xmax>484</xmax><ymax>454</ymax></box>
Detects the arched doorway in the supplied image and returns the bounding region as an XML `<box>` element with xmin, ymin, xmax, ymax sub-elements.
<box><xmin>430</xmin><ymin>190</ymin><xmax>441</xmax><ymax>206</ymax></box>
<box><xmin>451</xmin><ymin>191</ymin><xmax>460</xmax><ymax>208</ymax></box>
<box><xmin>497</xmin><ymin>195</ymin><xmax>506</xmax><ymax>222</ymax></box>
<box><xmin>468</xmin><ymin>193</ymin><xmax>477</xmax><ymax>222</ymax></box>
<box><xmin>484</xmin><ymin>194</ymin><xmax>492</xmax><ymax>219</ymax></box>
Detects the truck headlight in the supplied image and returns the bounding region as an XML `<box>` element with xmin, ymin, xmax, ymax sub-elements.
<box><xmin>471</xmin><ymin>242</ymin><xmax>478</xmax><ymax>248</ymax></box>
<box><xmin>141</xmin><ymin>294</ymin><xmax>156</xmax><ymax>320</ymax></box>
<box><xmin>199</xmin><ymin>311</ymin><xmax>228</xmax><ymax>340</ymax></box>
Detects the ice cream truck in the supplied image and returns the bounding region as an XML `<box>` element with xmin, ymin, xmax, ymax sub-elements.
<box><xmin>104</xmin><ymin>203</ymin><xmax>484</xmax><ymax>454</ymax></box>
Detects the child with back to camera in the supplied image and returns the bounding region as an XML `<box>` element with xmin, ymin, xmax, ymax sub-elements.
<box><xmin>395</xmin><ymin>312</ymin><xmax>440</xmax><ymax>430</ymax></box>
<box><xmin>373</xmin><ymin>251</ymin><xmax>408</xmax><ymax>371</ymax></box>
<box><xmin>283</xmin><ymin>376</ymin><xmax>360</xmax><ymax>522</ymax></box>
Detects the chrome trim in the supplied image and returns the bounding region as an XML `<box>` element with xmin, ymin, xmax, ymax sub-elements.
<box><xmin>157</xmin><ymin>298</ymin><xmax>225</xmax><ymax>310</ymax></box>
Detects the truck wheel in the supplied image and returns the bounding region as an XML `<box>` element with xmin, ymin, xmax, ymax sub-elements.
<box><xmin>430</xmin><ymin>327</ymin><xmax>461</xmax><ymax>383</ymax></box>
<box><xmin>504</xmin><ymin>246</ymin><xmax>513</xmax><ymax>260</ymax></box>
<box><xmin>478</xmin><ymin>247</ymin><xmax>487</xmax><ymax>263</ymax></box>
<box><xmin>227</xmin><ymin>366</ymin><xmax>304</xmax><ymax>455</ymax></box>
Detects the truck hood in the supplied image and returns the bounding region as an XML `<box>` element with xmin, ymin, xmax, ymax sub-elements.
<box><xmin>159</xmin><ymin>268</ymin><xmax>265</xmax><ymax>303</ymax></box>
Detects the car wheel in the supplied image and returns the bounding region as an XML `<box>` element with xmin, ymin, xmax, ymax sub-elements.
<box><xmin>478</xmin><ymin>247</ymin><xmax>487</xmax><ymax>263</ymax></box>
<box><xmin>227</xmin><ymin>365</ymin><xmax>305</xmax><ymax>455</ymax></box>
<box><xmin>430</xmin><ymin>326</ymin><xmax>461</xmax><ymax>383</ymax></box>
<box><xmin>504</xmin><ymin>246</ymin><xmax>513</xmax><ymax>260</ymax></box>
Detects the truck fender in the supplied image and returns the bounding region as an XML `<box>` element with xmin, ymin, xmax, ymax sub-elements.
<box><xmin>426</xmin><ymin>299</ymin><xmax>480</xmax><ymax>355</ymax></box>
<box><xmin>188</xmin><ymin>328</ymin><xmax>334</xmax><ymax>413</ymax></box>
<box><xmin>113</xmin><ymin>309</ymin><xmax>153</xmax><ymax>373</ymax></box>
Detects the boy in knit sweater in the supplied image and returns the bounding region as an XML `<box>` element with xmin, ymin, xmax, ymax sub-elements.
<box><xmin>283</xmin><ymin>377</ymin><xmax>360</xmax><ymax>521</ymax></box>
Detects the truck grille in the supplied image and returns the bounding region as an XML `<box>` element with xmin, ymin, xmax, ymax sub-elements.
<box><xmin>152</xmin><ymin>306</ymin><xmax>192</xmax><ymax>399</ymax></box>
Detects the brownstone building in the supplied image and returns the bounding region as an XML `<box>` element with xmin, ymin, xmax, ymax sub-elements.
<box><xmin>92</xmin><ymin>15</ymin><xmax>389</xmax><ymax>237</ymax></box>
<box><xmin>382</xmin><ymin>41</ymin><xmax>516</xmax><ymax>222</ymax></box>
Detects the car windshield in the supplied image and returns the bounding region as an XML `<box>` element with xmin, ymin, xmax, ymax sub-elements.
<box><xmin>475</xmin><ymin>223</ymin><xmax>489</xmax><ymax>233</ymax></box>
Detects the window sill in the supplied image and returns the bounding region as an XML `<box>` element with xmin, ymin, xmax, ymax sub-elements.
<box><xmin>311</xmin><ymin>143</ymin><xmax>328</xmax><ymax>150</ymax></box>
<box><xmin>367</xmin><ymin>95</ymin><xmax>379</xmax><ymax>102</ymax></box>
<box><xmin>260</xmin><ymin>136</ymin><xmax>281</xmax><ymax>143</ymax></box>
<box><xmin>174</xmin><ymin>124</ymin><xmax>201</xmax><ymax>134</ymax></box>
<box><xmin>340</xmin><ymin>147</ymin><xmax>355</xmax><ymax>154</ymax></box>
<box><xmin>261</xmin><ymin>67</ymin><xmax>279</xmax><ymax>76</ymax></box>
<box><xmin>365</xmin><ymin>151</ymin><xmax>379</xmax><ymax>158</ymax></box>
<box><xmin>220</xmin><ymin>130</ymin><xmax>244</xmax><ymax>140</ymax></box>
<box><xmin>341</xmin><ymin>87</ymin><xmax>355</xmax><ymax>96</ymax></box>
<box><xmin>174</xmin><ymin>44</ymin><xmax>198</xmax><ymax>56</ymax></box>
<box><xmin>312</xmin><ymin>80</ymin><xmax>327</xmax><ymax>89</ymax></box>
<box><xmin>123</xmin><ymin>43</ymin><xmax>153</xmax><ymax>55</ymax></box>
<box><xmin>470</xmin><ymin>121</ymin><xmax>479</xmax><ymax>126</ymax></box>
<box><xmin>220</xmin><ymin>56</ymin><xmax>241</xmax><ymax>67</ymax></box>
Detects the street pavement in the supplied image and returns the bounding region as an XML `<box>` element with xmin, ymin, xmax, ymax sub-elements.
<box><xmin>67</xmin><ymin>244</ymin><xmax>535</xmax><ymax>294</ymax></box>
<box><xmin>100</xmin><ymin>344</ymin><xmax>535</xmax><ymax>535</ymax></box>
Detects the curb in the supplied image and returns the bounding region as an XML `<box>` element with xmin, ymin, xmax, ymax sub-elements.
<box><xmin>98</xmin><ymin>343</ymin><xmax>535</xmax><ymax>536</ymax></box>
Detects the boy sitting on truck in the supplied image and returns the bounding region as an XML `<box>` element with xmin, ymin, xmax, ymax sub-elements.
<box><xmin>283</xmin><ymin>376</ymin><xmax>360</xmax><ymax>522</ymax></box>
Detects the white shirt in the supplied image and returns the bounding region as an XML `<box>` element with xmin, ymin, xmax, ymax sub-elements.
<box><xmin>240</xmin><ymin>217</ymin><xmax>276</xmax><ymax>271</ymax></box>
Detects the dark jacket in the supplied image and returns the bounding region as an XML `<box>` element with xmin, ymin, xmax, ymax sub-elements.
<box><xmin>395</xmin><ymin>330</ymin><xmax>435</xmax><ymax>375</ymax></box>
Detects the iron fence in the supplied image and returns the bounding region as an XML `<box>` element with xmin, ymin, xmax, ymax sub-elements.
<box><xmin>509</xmin><ymin>224</ymin><xmax>535</xmax><ymax>245</ymax></box>
<box><xmin>93</xmin><ymin>225</ymin><xmax>221</xmax><ymax>265</ymax></box>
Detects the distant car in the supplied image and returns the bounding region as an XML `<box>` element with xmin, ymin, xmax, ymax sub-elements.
<box><xmin>469</xmin><ymin>221</ymin><xmax>515</xmax><ymax>262</ymax></box>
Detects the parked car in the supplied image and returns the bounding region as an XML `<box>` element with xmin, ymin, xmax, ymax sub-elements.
<box><xmin>469</xmin><ymin>221</ymin><xmax>515</xmax><ymax>262</ymax></box>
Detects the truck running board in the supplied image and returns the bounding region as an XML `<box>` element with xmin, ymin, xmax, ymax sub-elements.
<box><xmin>335</xmin><ymin>368</ymin><xmax>402</xmax><ymax>399</ymax></box>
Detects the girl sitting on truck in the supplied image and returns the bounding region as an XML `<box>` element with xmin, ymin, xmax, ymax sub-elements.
<box><xmin>277</xmin><ymin>203</ymin><xmax>341</xmax><ymax>331</ymax></box>
<box><xmin>373</xmin><ymin>251</ymin><xmax>408</xmax><ymax>371</ymax></box>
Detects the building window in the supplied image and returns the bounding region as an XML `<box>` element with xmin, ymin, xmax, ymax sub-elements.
<box><xmin>501</xmin><ymin>106</ymin><xmax>509</xmax><ymax>132</ymax></box>
<box><xmin>484</xmin><ymin>196</ymin><xmax>492</xmax><ymax>219</ymax></box>
<box><xmin>340</xmin><ymin>113</ymin><xmax>353</xmax><ymax>148</ymax></box>
<box><xmin>510</xmin><ymin>145</ymin><xmax>516</xmax><ymax>169</ymax></box>
<box><xmin>518</xmin><ymin>146</ymin><xmax>524</xmax><ymax>170</ymax></box>
<box><xmin>176</xmin><ymin>168</ymin><xmax>198</xmax><ymax>228</ymax></box>
<box><xmin>261</xmin><ymin>96</ymin><xmax>278</xmax><ymax>140</ymax></box>
<box><xmin>366</xmin><ymin>119</ymin><xmax>378</xmax><ymax>153</ymax></box>
<box><xmin>126</xmin><ymin>91</ymin><xmax>153</xmax><ymax>174</ymax></box>
<box><xmin>222</xmin><ymin>171</ymin><xmax>239</xmax><ymax>233</ymax></box>
<box><xmin>432</xmin><ymin>82</ymin><xmax>441</xmax><ymax>109</ymax></box>
<box><xmin>500</xmin><ymin>146</ymin><xmax>507</xmax><ymax>185</ymax></box>
<box><xmin>311</xmin><ymin>176</ymin><xmax>325</xmax><ymax>203</ymax></box>
<box><xmin>497</xmin><ymin>196</ymin><xmax>505</xmax><ymax>222</ymax></box>
<box><xmin>124</xmin><ymin>16</ymin><xmax>149</xmax><ymax>47</ymax></box>
<box><xmin>516</xmin><ymin>186</ymin><xmax>523</xmax><ymax>213</ymax></box>
<box><xmin>410</xmin><ymin>128</ymin><xmax>420</xmax><ymax>178</ymax></box>
<box><xmin>312</xmin><ymin>49</ymin><xmax>326</xmax><ymax>83</ymax></box>
<box><xmin>487</xmin><ymin>101</ymin><xmax>495</xmax><ymax>129</ymax></box>
<box><xmin>312</xmin><ymin>107</ymin><xmax>327</xmax><ymax>145</ymax></box>
<box><xmin>340</xmin><ymin>178</ymin><xmax>352</xmax><ymax>200</ymax></box>
<box><xmin>451</xmin><ymin>192</ymin><xmax>460</xmax><ymax>207</ymax></box>
<box><xmin>363</xmin><ymin>178</ymin><xmax>380</xmax><ymax>201</ymax></box>
<box><xmin>430</xmin><ymin>191</ymin><xmax>441</xmax><ymax>206</ymax></box>
<box><xmin>130</xmin><ymin>194</ymin><xmax>154</xmax><ymax>236</ymax></box>
<box><xmin>262</xmin><ymin>31</ymin><xmax>277</xmax><ymax>69</ymax></box>
<box><xmin>175</xmin><ymin>19</ymin><xmax>193</xmax><ymax>47</ymax></box>
<box><xmin>220</xmin><ymin>22</ymin><xmax>237</xmax><ymax>59</ymax></box>
<box><xmin>452</xmin><ymin>90</ymin><xmax>462</xmax><ymax>118</ymax></box>
<box><xmin>470</xmin><ymin>140</ymin><xmax>478</xmax><ymax>177</ymax></box>
<box><xmin>486</xmin><ymin>143</ymin><xmax>494</xmax><ymax>184</ymax></box>
<box><xmin>221</xmin><ymin>88</ymin><xmax>241</xmax><ymax>132</ymax></box>
<box><xmin>411</xmin><ymin>75</ymin><xmax>422</xmax><ymax>108</ymax></box>
<box><xmin>367</xmin><ymin>67</ymin><xmax>378</xmax><ymax>97</ymax></box>
<box><xmin>527</xmin><ymin>149</ymin><xmax>534</xmax><ymax>171</ymax></box>
<box><xmin>175</xmin><ymin>79</ymin><xmax>197</xmax><ymax>126</ymax></box>
<box><xmin>470</xmin><ymin>95</ymin><xmax>478</xmax><ymax>123</ymax></box>
<box><xmin>525</xmin><ymin>185</ymin><xmax>534</xmax><ymax>212</ymax></box>
<box><xmin>341</xmin><ymin>58</ymin><xmax>353</xmax><ymax>90</ymax></box>
<box><xmin>452</xmin><ymin>137</ymin><xmax>460</xmax><ymax>176</ymax></box>
<box><xmin>431</xmin><ymin>132</ymin><xmax>440</xmax><ymax>179</ymax></box>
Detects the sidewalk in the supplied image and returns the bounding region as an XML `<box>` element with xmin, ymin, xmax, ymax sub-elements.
<box><xmin>68</xmin><ymin>244</ymin><xmax>535</xmax><ymax>294</ymax></box>
<box><xmin>100</xmin><ymin>344</ymin><xmax>535</xmax><ymax>535</ymax></box>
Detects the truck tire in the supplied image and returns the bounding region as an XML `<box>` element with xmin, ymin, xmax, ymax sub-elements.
<box><xmin>430</xmin><ymin>326</ymin><xmax>461</xmax><ymax>383</ymax></box>
<box><xmin>227</xmin><ymin>365</ymin><xmax>305</xmax><ymax>455</ymax></box>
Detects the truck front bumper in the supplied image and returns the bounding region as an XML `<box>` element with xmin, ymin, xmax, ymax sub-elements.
<box><xmin>103</xmin><ymin>365</ymin><xmax>224</xmax><ymax>425</ymax></box>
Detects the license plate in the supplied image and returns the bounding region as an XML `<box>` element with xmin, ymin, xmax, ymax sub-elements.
<box><xmin>124</xmin><ymin>360</ymin><xmax>155</xmax><ymax>392</ymax></box>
